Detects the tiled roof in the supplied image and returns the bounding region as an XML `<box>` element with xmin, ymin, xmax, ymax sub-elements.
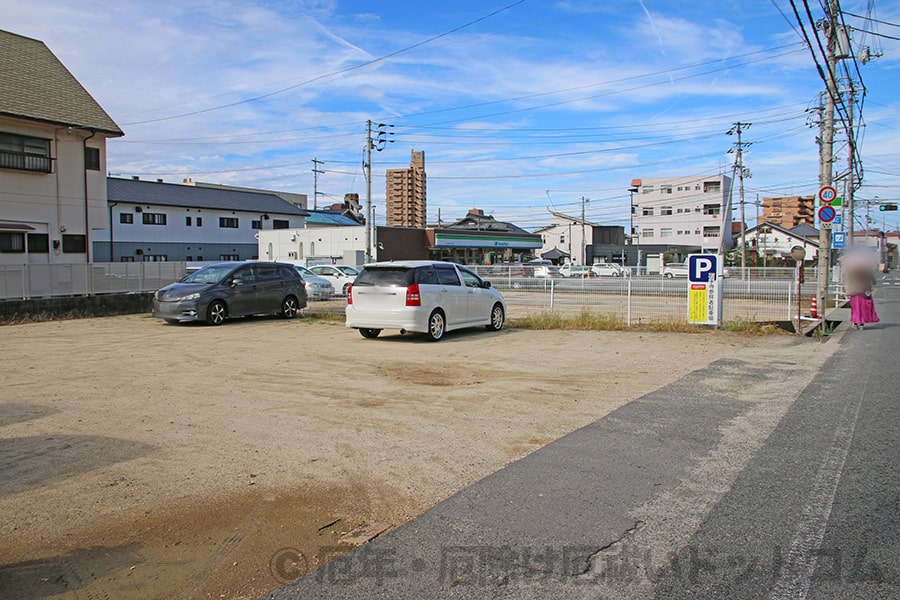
<box><xmin>0</xmin><ymin>30</ymin><xmax>123</xmax><ymax>135</ymax></box>
<box><xmin>107</xmin><ymin>178</ymin><xmax>309</xmax><ymax>215</ymax></box>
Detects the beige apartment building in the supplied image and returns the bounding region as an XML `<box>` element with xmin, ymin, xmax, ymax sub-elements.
<box><xmin>385</xmin><ymin>150</ymin><xmax>426</xmax><ymax>228</ymax></box>
<box><xmin>760</xmin><ymin>195</ymin><xmax>815</xmax><ymax>229</ymax></box>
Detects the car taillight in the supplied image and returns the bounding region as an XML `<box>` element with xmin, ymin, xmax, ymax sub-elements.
<box><xmin>346</xmin><ymin>284</ymin><xmax>353</xmax><ymax>304</ymax></box>
<box><xmin>406</xmin><ymin>283</ymin><xmax>421</xmax><ymax>306</ymax></box>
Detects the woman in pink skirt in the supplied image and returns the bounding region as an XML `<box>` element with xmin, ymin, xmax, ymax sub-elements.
<box><xmin>844</xmin><ymin>266</ymin><xmax>879</xmax><ymax>330</ymax></box>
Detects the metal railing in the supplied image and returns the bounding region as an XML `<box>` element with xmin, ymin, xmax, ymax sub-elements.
<box><xmin>1</xmin><ymin>262</ymin><xmax>835</xmax><ymax>326</ymax></box>
<box><xmin>0</xmin><ymin>262</ymin><xmax>186</xmax><ymax>300</ymax></box>
<box><xmin>470</xmin><ymin>266</ymin><xmax>825</xmax><ymax>325</ymax></box>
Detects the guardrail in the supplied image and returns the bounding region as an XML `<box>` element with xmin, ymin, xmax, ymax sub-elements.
<box><xmin>0</xmin><ymin>262</ymin><xmax>186</xmax><ymax>300</ymax></box>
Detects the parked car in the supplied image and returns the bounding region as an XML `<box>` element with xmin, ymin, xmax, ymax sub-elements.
<box><xmin>152</xmin><ymin>261</ymin><xmax>307</xmax><ymax>325</ymax></box>
<box><xmin>591</xmin><ymin>262</ymin><xmax>629</xmax><ymax>277</ymax></box>
<box><xmin>293</xmin><ymin>265</ymin><xmax>335</xmax><ymax>300</ymax></box>
<box><xmin>525</xmin><ymin>259</ymin><xmax>561</xmax><ymax>278</ymax></box>
<box><xmin>345</xmin><ymin>260</ymin><xmax>506</xmax><ymax>342</ymax></box>
<box><xmin>662</xmin><ymin>262</ymin><xmax>689</xmax><ymax>278</ymax></box>
<box><xmin>559</xmin><ymin>264</ymin><xmax>594</xmax><ymax>278</ymax></box>
<box><xmin>310</xmin><ymin>264</ymin><xmax>360</xmax><ymax>296</ymax></box>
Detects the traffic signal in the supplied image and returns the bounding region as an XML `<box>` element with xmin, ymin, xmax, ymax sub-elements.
<box><xmin>879</xmin><ymin>203</ymin><xmax>898</xmax><ymax>211</ymax></box>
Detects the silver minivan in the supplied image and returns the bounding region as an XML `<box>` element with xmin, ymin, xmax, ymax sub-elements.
<box><xmin>345</xmin><ymin>261</ymin><xmax>506</xmax><ymax>341</ymax></box>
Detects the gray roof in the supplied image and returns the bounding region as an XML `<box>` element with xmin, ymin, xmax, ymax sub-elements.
<box><xmin>0</xmin><ymin>30</ymin><xmax>123</xmax><ymax>136</ymax></box>
<box><xmin>107</xmin><ymin>178</ymin><xmax>309</xmax><ymax>216</ymax></box>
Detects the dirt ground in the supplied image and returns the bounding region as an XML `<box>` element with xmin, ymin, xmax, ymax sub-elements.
<box><xmin>0</xmin><ymin>314</ymin><xmax>804</xmax><ymax>599</ymax></box>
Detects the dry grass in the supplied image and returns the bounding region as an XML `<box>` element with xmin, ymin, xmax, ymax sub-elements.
<box><xmin>509</xmin><ymin>309</ymin><xmax>784</xmax><ymax>335</ymax></box>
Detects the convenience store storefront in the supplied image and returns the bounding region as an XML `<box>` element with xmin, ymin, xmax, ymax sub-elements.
<box><xmin>426</xmin><ymin>230</ymin><xmax>543</xmax><ymax>265</ymax></box>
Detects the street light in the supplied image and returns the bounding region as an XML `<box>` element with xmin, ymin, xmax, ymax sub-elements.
<box><xmin>628</xmin><ymin>187</ymin><xmax>639</xmax><ymax>275</ymax></box>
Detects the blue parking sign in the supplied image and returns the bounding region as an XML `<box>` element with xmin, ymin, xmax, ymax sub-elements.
<box><xmin>833</xmin><ymin>231</ymin><xmax>846</xmax><ymax>249</ymax></box>
<box><xmin>688</xmin><ymin>254</ymin><xmax>719</xmax><ymax>282</ymax></box>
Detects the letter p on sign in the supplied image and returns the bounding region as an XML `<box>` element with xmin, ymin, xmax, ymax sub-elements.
<box><xmin>689</xmin><ymin>254</ymin><xmax>719</xmax><ymax>282</ymax></box>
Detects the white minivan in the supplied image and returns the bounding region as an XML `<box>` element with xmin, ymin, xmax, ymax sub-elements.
<box><xmin>345</xmin><ymin>261</ymin><xmax>506</xmax><ymax>341</ymax></box>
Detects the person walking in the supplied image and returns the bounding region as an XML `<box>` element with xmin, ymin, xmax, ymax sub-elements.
<box><xmin>844</xmin><ymin>265</ymin><xmax>879</xmax><ymax>330</ymax></box>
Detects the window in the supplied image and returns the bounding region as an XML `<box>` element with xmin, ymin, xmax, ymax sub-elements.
<box><xmin>559</xmin><ymin>235</ymin><xmax>565</xmax><ymax>244</ymax></box>
<box><xmin>121</xmin><ymin>256</ymin><xmax>134</xmax><ymax>262</ymax></box>
<box><xmin>642</xmin><ymin>185</ymin><xmax>654</xmax><ymax>194</ymax></box>
<box><xmin>27</xmin><ymin>233</ymin><xmax>49</xmax><ymax>253</ymax></box>
<box><xmin>641</xmin><ymin>229</ymin><xmax>654</xmax><ymax>238</ymax></box>
<box><xmin>0</xmin><ymin>232</ymin><xmax>25</xmax><ymax>253</ymax></box>
<box><xmin>703</xmin><ymin>227</ymin><xmax>721</xmax><ymax>238</ymax></box>
<box><xmin>142</xmin><ymin>212</ymin><xmax>167</xmax><ymax>225</ymax></box>
<box><xmin>186</xmin><ymin>216</ymin><xmax>192</xmax><ymax>226</ymax></box>
<box><xmin>642</xmin><ymin>207</ymin><xmax>654</xmax><ymax>216</ymax></box>
<box><xmin>120</xmin><ymin>213</ymin><xmax>133</xmax><ymax>224</ymax></box>
<box><xmin>660</xmin><ymin>228</ymin><xmax>673</xmax><ymax>238</ymax></box>
<box><xmin>220</xmin><ymin>254</ymin><xmax>240</xmax><ymax>260</ymax></box>
<box><xmin>196</xmin><ymin>217</ymin><xmax>203</xmax><ymax>227</ymax></box>
<box><xmin>62</xmin><ymin>234</ymin><xmax>86</xmax><ymax>253</ymax></box>
<box><xmin>251</xmin><ymin>219</ymin><xmax>263</xmax><ymax>230</ymax></box>
<box><xmin>0</xmin><ymin>132</ymin><xmax>52</xmax><ymax>173</ymax></box>
<box><xmin>84</xmin><ymin>146</ymin><xmax>100</xmax><ymax>170</ymax></box>
<box><xmin>661</xmin><ymin>185</ymin><xmax>673</xmax><ymax>194</ymax></box>
<box><xmin>703</xmin><ymin>204</ymin><xmax>721</xmax><ymax>216</ymax></box>
<box><xmin>435</xmin><ymin>266</ymin><xmax>461</xmax><ymax>286</ymax></box>
<box><xmin>703</xmin><ymin>181</ymin><xmax>721</xmax><ymax>193</ymax></box>
<box><xmin>142</xmin><ymin>254</ymin><xmax>168</xmax><ymax>261</ymax></box>
<box><xmin>661</xmin><ymin>206</ymin><xmax>673</xmax><ymax>216</ymax></box>
<box><xmin>220</xmin><ymin>217</ymin><xmax>239</xmax><ymax>228</ymax></box>
<box><xmin>273</xmin><ymin>219</ymin><xmax>289</xmax><ymax>229</ymax></box>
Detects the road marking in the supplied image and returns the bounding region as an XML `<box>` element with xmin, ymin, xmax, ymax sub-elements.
<box><xmin>768</xmin><ymin>377</ymin><xmax>866</xmax><ymax>600</ymax></box>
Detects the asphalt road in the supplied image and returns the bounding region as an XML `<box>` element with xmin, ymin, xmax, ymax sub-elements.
<box><xmin>265</xmin><ymin>273</ymin><xmax>898</xmax><ymax>600</ymax></box>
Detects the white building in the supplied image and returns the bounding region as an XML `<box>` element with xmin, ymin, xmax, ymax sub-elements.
<box><xmin>1</xmin><ymin>30</ymin><xmax>124</xmax><ymax>264</ymax></box>
<box><xmin>258</xmin><ymin>225</ymin><xmax>367</xmax><ymax>267</ymax></box>
<box><xmin>630</xmin><ymin>174</ymin><xmax>734</xmax><ymax>253</ymax></box>
<box><xmin>743</xmin><ymin>221</ymin><xmax>820</xmax><ymax>262</ymax></box>
<box><xmin>94</xmin><ymin>178</ymin><xmax>308</xmax><ymax>262</ymax></box>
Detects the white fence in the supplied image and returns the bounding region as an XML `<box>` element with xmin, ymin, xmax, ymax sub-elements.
<box><xmin>1</xmin><ymin>263</ymin><xmax>837</xmax><ymax>326</ymax></box>
<box><xmin>0</xmin><ymin>262</ymin><xmax>186</xmax><ymax>300</ymax></box>
<box><xmin>471</xmin><ymin>266</ymin><xmax>828</xmax><ymax>325</ymax></box>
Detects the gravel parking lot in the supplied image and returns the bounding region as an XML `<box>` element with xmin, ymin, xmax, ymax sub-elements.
<box><xmin>0</xmin><ymin>314</ymin><xmax>800</xmax><ymax>599</ymax></box>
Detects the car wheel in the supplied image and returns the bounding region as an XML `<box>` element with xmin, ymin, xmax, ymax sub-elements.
<box><xmin>280</xmin><ymin>296</ymin><xmax>299</xmax><ymax>319</ymax></box>
<box><xmin>426</xmin><ymin>309</ymin><xmax>446</xmax><ymax>342</ymax></box>
<box><xmin>664</xmin><ymin>273</ymin><xmax>673</xmax><ymax>279</ymax></box>
<box><xmin>486</xmin><ymin>303</ymin><xmax>505</xmax><ymax>331</ymax></box>
<box><xmin>359</xmin><ymin>328</ymin><xmax>381</xmax><ymax>339</ymax></box>
<box><xmin>206</xmin><ymin>300</ymin><xmax>226</xmax><ymax>325</ymax></box>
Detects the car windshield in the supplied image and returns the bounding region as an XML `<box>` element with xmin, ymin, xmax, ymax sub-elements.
<box><xmin>336</xmin><ymin>266</ymin><xmax>359</xmax><ymax>276</ymax></box>
<box><xmin>181</xmin><ymin>265</ymin><xmax>233</xmax><ymax>284</ymax></box>
<box><xmin>294</xmin><ymin>266</ymin><xmax>314</xmax><ymax>277</ymax></box>
<box><xmin>354</xmin><ymin>267</ymin><xmax>414</xmax><ymax>287</ymax></box>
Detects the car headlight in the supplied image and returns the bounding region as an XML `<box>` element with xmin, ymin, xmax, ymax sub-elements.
<box><xmin>177</xmin><ymin>292</ymin><xmax>201</xmax><ymax>301</ymax></box>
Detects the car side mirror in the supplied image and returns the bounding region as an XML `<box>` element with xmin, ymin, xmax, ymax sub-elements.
<box><xmin>231</xmin><ymin>278</ymin><xmax>243</xmax><ymax>287</ymax></box>
<box><xmin>483</xmin><ymin>281</ymin><xmax>492</xmax><ymax>289</ymax></box>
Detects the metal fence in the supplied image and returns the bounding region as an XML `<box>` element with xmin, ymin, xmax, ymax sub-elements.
<box><xmin>0</xmin><ymin>262</ymin><xmax>186</xmax><ymax>300</ymax></box>
<box><xmin>1</xmin><ymin>262</ymin><xmax>838</xmax><ymax>326</ymax></box>
<box><xmin>470</xmin><ymin>266</ymin><xmax>829</xmax><ymax>325</ymax></box>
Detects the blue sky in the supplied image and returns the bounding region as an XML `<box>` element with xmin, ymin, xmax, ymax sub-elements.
<box><xmin>4</xmin><ymin>0</ymin><xmax>899</xmax><ymax>231</ymax></box>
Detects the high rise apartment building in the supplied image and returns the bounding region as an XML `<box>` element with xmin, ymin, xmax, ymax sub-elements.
<box><xmin>760</xmin><ymin>195</ymin><xmax>815</xmax><ymax>229</ymax></box>
<box><xmin>385</xmin><ymin>151</ymin><xmax>426</xmax><ymax>228</ymax></box>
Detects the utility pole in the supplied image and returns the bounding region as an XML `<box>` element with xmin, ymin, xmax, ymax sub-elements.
<box><xmin>816</xmin><ymin>1</ymin><xmax>840</xmax><ymax>322</ymax></box>
<box><xmin>363</xmin><ymin>121</ymin><xmax>394</xmax><ymax>263</ymax></box>
<box><xmin>311</xmin><ymin>158</ymin><xmax>324</xmax><ymax>210</ymax></box>
<box><xmin>728</xmin><ymin>122</ymin><xmax>751</xmax><ymax>278</ymax></box>
<box><xmin>580</xmin><ymin>196</ymin><xmax>589</xmax><ymax>265</ymax></box>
